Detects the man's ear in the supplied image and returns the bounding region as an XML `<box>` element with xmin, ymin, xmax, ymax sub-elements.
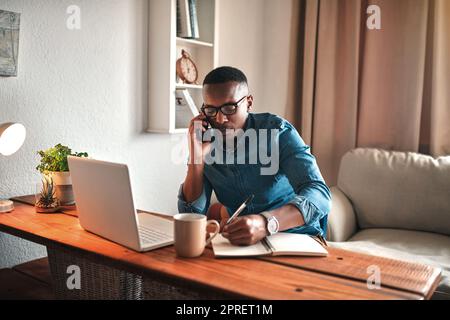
<box><xmin>247</xmin><ymin>95</ymin><xmax>254</xmax><ymax>111</ymax></box>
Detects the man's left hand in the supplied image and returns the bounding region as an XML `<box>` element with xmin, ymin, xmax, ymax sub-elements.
<box><xmin>222</xmin><ymin>215</ymin><xmax>268</xmax><ymax>246</ymax></box>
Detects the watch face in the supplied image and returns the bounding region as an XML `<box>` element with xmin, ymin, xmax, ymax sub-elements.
<box><xmin>267</xmin><ymin>219</ymin><xmax>278</xmax><ymax>234</ymax></box>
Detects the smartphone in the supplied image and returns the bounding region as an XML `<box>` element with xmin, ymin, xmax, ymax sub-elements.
<box><xmin>195</xmin><ymin>114</ymin><xmax>211</xmax><ymax>142</ymax></box>
<box><xmin>201</xmin><ymin>114</ymin><xmax>211</xmax><ymax>141</ymax></box>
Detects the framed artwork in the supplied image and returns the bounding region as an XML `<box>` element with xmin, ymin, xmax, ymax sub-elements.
<box><xmin>0</xmin><ymin>10</ymin><xmax>20</xmax><ymax>77</ymax></box>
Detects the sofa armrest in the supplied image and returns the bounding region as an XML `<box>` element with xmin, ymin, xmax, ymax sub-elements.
<box><xmin>327</xmin><ymin>186</ymin><xmax>358</xmax><ymax>242</ymax></box>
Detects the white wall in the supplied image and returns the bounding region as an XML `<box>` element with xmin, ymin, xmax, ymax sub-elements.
<box><xmin>0</xmin><ymin>0</ymin><xmax>189</xmax><ymax>267</ymax></box>
<box><xmin>218</xmin><ymin>0</ymin><xmax>294</xmax><ymax>116</ymax></box>
<box><xmin>0</xmin><ymin>0</ymin><xmax>294</xmax><ymax>268</ymax></box>
<box><xmin>261</xmin><ymin>0</ymin><xmax>295</xmax><ymax>117</ymax></box>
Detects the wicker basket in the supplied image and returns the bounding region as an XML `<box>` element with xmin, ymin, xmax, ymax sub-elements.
<box><xmin>47</xmin><ymin>246</ymin><xmax>143</xmax><ymax>300</ymax></box>
<box><xmin>143</xmin><ymin>278</ymin><xmax>232</xmax><ymax>300</ymax></box>
<box><xmin>46</xmin><ymin>245</ymin><xmax>232</xmax><ymax>300</ymax></box>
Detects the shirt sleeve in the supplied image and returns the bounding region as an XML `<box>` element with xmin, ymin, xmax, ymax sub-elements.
<box><xmin>278</xmin><ymin>123</ymin><xmax>331</xmax><ymax>229</ymax></box>
<box><xmin>177</xmin><ymin>175</ymin><xmax>213</xmax><ymax>215</ymax></box>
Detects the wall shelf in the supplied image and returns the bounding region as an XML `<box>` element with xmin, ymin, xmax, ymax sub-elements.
<box><xmin>175</xmin><ymin>83</ymin><xmax>203</xmax><ymax>90</ymax></box>
<box><xmin>147</xmin><ymin>0</ymin><xmax>219</xmax><ymax>134</ymax></box>
<box><xmin>176</xmin><ymin>37</ymin><xmax>213</xmax><ymax>48</ymax></box>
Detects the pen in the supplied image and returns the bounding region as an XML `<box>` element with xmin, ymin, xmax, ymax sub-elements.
<box><xmin>312</xmin><ymin>234</ymin><xmax>328</xmax><ymax>247</ymax></box>
<box><xmin>317</xmin><ymin>234</ymin><xmax>328</xmax><ymax>247</ymax></box>
<box><xmin>225</xmin><ymin>194</ymin><xmax>255</xmax><ymax>225</ymax></box>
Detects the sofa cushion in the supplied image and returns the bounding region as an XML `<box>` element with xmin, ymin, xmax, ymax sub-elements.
<box><xmin>327</xmin><ymin>186</ymin><xmax>358</xmax><ymax>242</ymax></box>
<box><xmin>330</xmin><ymin>228</ymin><xmax>450</xmax><ymax>299</ymax></box>
<box><xmin>337</xmin><ymin>148</ymin><xmax>450</xmax><ymax>236</ymax></box>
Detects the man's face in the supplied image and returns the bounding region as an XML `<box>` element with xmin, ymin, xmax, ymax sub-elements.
<box><xmin>202</xmin><ymin>81</ymin><xmax>253</xmax><ymax>134</ymax></box>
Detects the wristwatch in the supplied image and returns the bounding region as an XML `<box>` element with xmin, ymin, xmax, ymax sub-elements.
<box><xmin>261</xmin><ymin>211</ymin><xmax>279</xmax><ymax>236</ymax></box>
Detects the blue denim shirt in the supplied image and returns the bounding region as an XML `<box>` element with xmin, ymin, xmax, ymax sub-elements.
<box><xmin>177</xmin><ymin>113</ymin><xmax>331</xmax><ymax>237</ymax></box>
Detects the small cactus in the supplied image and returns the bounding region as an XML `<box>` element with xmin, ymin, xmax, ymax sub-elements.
<box><xmin>36</xmin><ymin>176</ymin><xmax>60</xmax><ymax>212</ymax></box>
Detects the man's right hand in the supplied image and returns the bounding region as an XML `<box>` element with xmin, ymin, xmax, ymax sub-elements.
<box><xmin>182</xmin><ymin>114</ymin><xmax>212</xmax><ymax>203</ymax></box>
<box><xmin>188</xmin><ymin>114</ymin><xmax>212</xmax><ymax>165</ymax></box>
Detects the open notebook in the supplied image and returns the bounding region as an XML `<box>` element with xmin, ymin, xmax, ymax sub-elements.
<box><xmin>211</xmin><ymin>233</ymin><xmax>328</xmax><ymax>257</ymax></box>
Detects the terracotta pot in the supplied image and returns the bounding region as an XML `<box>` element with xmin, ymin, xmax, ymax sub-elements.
<box><xmin>35</xmin><ymin>205</ymin><xmax>60</xmax><ymax>213</ymax></box>
<box><xmin>48</xmin><ymin>171</ymin><xmax>75</xmax><ymax>206</ymax></box>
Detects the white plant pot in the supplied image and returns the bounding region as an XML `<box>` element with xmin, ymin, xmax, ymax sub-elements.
<box><xmin>48</xmin><ymin>171</ymin><xmax>75</xmax><ymax>206</ymax></box>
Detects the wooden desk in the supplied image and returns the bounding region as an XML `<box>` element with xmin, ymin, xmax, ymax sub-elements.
<box><xmin>0</xmin><ymin>200</ymin><xmax>441</xmax><ymax>300</ymax></box>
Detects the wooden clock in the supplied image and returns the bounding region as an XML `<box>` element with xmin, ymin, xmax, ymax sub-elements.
<box><xmin>176</xmin><ymin>49</ymin><xmax>199</xmax><ymax>84</ymax></box>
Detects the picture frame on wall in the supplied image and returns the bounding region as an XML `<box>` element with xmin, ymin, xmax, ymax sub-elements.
<box><xmin>0</xmin><ymin>10</ymin><xmax>21</xmax><ymax>77</ymax></box>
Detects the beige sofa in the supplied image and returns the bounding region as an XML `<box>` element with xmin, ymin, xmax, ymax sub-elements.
<box><xmin>327</xmin><ymin>148</ymin><xmax>450</xmax><ymax>299</ymax></box>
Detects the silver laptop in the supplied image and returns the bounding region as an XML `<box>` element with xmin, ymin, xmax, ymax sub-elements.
<box><xmin>68</xmin><ymin>156</ymin><xmax>174</xmax><ymax>252</ymax></box>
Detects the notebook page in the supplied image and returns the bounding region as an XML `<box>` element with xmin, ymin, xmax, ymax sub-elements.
<box><xmin>211</xmin><ymin>234</ymin><xmax>270</xmax><ymax>257</ymax></box>
<box><xmin>267</xmin><ymin>233</ymin><xmax>328</xmax><ymax>256</ymax></box>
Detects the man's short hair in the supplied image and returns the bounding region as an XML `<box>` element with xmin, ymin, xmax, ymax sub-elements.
<box><xmin>203</xmin><ymin>66</ymin><xmax>248</xmax><ymax>86</ymax></box>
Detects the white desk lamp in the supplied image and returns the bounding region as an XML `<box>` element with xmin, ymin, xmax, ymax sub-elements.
<box><xmin>0</xmin><ymin>122</ymin><xmax>26</xmax><ymax>213</ymax></box>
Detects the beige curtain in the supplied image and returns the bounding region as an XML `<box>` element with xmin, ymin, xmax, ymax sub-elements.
<box><xmin>287</xmin><ymin>0</ymin><xmax>450</xmax><ymax>186</ymax></box>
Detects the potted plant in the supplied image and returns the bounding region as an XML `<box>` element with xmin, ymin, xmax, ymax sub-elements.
<box><xmin>36</xmin><ymin>144</ymin><xmax>88</xmax><ymax>205</ymax></box>
<box><xmin>35</xmin><ymin>176</ymin><xmax>60</xmax><ymax>213</ymax></box>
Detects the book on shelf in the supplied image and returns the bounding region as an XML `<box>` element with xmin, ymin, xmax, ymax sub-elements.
<box><xmin>211</xmin><ymin>233</ymin><xmax>328</xmax><ymax>258</ymax></box>
<box><xmin>177</xmin><ymin>0</ymin><xmax>192</xmax><ymax>38</ymax></box>
<box><xmin>175</xmin><ymin>89</ymin><xmax>199</xmax><ymax>128</ymax></box>
<box><xmin>188</xmin><ymin>0</ymin><xmax>200</xmax><ymax>39</ymax></box>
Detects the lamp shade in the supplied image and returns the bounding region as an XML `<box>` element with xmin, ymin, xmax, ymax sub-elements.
<box><xmin>0</xmin><ymin>122</ymin><xmax>26</xmax><ymax>156</ymax></box>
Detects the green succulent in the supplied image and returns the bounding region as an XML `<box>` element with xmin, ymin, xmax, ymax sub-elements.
<box><xmin>36</xmin><ymin>176</ymin><xmax>59</xmax><ymax>208</ymax></box>
<box><xmin>36</xmin><ymin>143</ymin><xmax>88</xmax><ymax>174</ymax></box>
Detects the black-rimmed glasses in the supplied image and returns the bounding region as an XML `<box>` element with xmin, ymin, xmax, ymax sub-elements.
<box><xmin>201</xmin><ymin>95</ymin><xmax>248</xmax><ymax>117</ymax></box>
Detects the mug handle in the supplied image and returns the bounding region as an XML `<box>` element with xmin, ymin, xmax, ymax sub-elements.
<box><xmin>205</xmin><ymin>220</ymin><xmax>220</xmax><ymax>246</ymax></box>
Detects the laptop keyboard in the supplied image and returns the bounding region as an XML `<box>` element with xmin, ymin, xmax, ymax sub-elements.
<box><xmin>138</xmin><ymin>225</ymin><xmax>172</xmax><ymax>245</ymax></box>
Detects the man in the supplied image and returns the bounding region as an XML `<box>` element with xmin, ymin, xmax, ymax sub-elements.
<box><xmin>178</xmin><ymin>66</ymin><xmax>331</xmax><ymax>246</ymax></box>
